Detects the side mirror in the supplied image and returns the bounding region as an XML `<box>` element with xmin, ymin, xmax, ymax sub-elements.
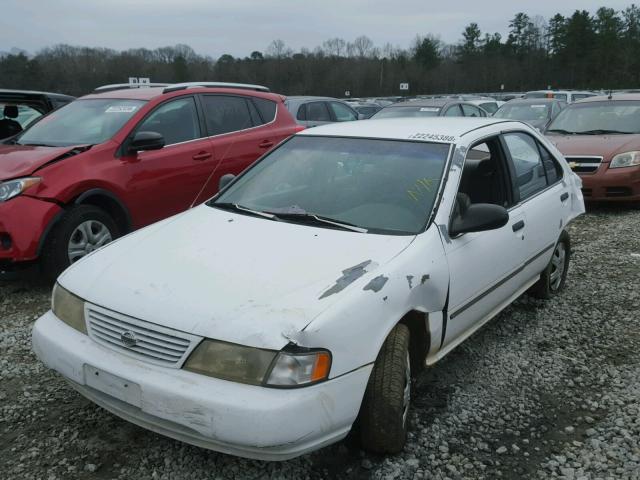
<box><xmin>219</xmin><ymin>173</ymin><xmax>235</xmax><ymax>191</ymax></box>
<box><xmin>450</xmin><ymin>203</ymin><xmax>509</xmax><ymax>236</ymax></box>
<box><xmin>129</xmin><ymin>131</ymin><xmax>165</xmax><ymax>153</ymax></box>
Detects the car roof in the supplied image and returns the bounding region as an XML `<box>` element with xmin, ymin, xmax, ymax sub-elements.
<box><xmin>573</xmin><ymin>93</ymin><xmax>640</xmax><ymax>103</ymax></box>
<box><xmin>502</xmin><ymin>98</ymin><xmax>558</xmax><ymax>105</ymax></box>
<box><xmin>81</xmin><ymin>86</ymin><xmax>283</xmax><ymax>102</ymax></box>
<box><xmin>297</xmin><ymin>117</ymin><xmax>521</xmax><ymax>142</ymax></box>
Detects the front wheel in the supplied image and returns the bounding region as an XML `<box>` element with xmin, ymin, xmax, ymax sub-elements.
<box><xmin>359</xmin><ymin>323</ymin><xmax>411</xmax><ymax>454</ymax></box>
<box><xmin>42</xmin><ymin>205</ymin><xmax>118</xmax><ymax>280</ymax></box>
<box><xmin>529</xmin><ymin>230</ymin><xmax>571</xmax><ymax>299</ymax></box>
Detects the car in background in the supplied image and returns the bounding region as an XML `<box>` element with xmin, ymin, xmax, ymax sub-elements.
<box><xmin>0</xmin><ymin>82</ymin><xmax>302</xmax><ymax>277</ymax></box>
<box><xmin>371</xmin><ymin>98</ymin><xmax>488</xmax><ymax>119</ymax></box>
<box><xmin>347</xmin><ymin>101</ymin><xmax>382</xmax><ymax>119</ymax></box>
<box><xmin>0</xmin><ymin>89</ymin><xmax>75</xmax><ymax>139</ymax></box>
<box><xmin>525</xmin><ymin>90</ymin><xmax>597</xmax><ymax>103</ymax></box>
<box><xmin>32</xmin><ymin>117</ymin><xmax>583</xmax><ymax>460</ymax></box>
<box><xmin>494</xmin><ymin>98</ymin><xmax>566</xmax><ymax>131</ymax></box>
<box><xmin>466</xmin><ymin>98</ymin><xmax>505</xmax><ymax>116</ymax></box>
<box><xmin>285</xmin><ymin>96</ymin><xmax>361</xmax><ymax>128</ymax></box>
<box><xmin>545</xmin><ymin>93</ymin><xmax>640</xmax><ymax>203</ymax></box>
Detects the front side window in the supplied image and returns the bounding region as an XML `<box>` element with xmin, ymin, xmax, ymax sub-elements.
<box><xmin>17</xmin><ymin>99</ymin><xmax>145</xmax><ymax>147</ymax></box>
<box><xmin>201</xmin><ymin>95</ymin><xmax>253</xmax><ymax>136</ymax></box>
<box><xmin>503</xmin><ymin>133</ymin><xmax>548</xmax><ymax>201</ymax></box>
<box><xmin>329</xmin><ymin>102</ymin><xmax>357</xmax><ymax>122</ymax></box>
<box><xmin>212</xmin><ymin>136</ymin><xmax>450</xmax><ymax>234</ymax></box>
<box><xmin>462</xmin><ymin>104</ymin><xmax>482</xmax><ymax>117</ymax></box>
<box><xmin>137</xmin><ymin>97</ymin><xmax>200</xmax><ymax>145</ymax></box>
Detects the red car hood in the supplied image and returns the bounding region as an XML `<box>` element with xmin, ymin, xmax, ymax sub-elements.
<box><xmin>547</xmin><ymin>134</ymin><xmax>640</xmax><ymax>163</ymax></box>
<box><xmin>0</xmin><ymin>144</ymin><xmax>89</xmax><ymax>180</ymax></box>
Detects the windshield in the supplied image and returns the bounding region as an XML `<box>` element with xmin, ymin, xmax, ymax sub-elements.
<box><xmin>547</xmin><ymin>101</ymin><xmax>640</xmax><ymax>134</ymax></box>
<box><xmin>495</xmin><ymin>103</ymin><xmax>551</xmax><ymax>121</ymax></box>
<box><xmin>211</xmin><ymin>136</ymin><xmax>450</xmax><ymax>235</ymax></box>
<box><xmin>17</xmin><ymin>98</ymin><xmax>145</xmax><ymax>146</ymax></box>
<box><xmin>372</xmin><ymin>106</ymin><xmax>441</xmax><ymax>119</ymax></box>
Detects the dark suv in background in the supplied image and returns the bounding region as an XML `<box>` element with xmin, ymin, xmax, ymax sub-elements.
<box><xmin>0</xmin><ymin>89</ymin><xmax>75</xmax><ymax>139</ymax></box>
<box><xmin>0</xmin><ymin>82</ymin><xmax>302</xmax><ymax>277</ymax></box>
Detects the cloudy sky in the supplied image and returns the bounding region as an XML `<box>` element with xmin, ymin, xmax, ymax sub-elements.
<box><xmin>1</xmin><ymin>0</ymin><xmax>634</xmax><ymax>57</ymax></box>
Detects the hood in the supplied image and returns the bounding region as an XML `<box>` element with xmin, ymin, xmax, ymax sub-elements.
<box><xmin>60</xmin><ymin>205</ymin><xmax>414</xmax><ymax>350</ymax></box>
<box><xmin>0</xmin><ymin>144</ymin><xmax>90</xmax><ymax>179</ymax></box>
<box><xmin>546</xmin><ymin>133</ymin><xmax>640</xmax><ymax>162</ymax></box>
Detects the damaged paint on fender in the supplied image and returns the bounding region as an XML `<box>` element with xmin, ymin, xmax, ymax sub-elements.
<box><xmin>363</xmin><ymin>275</ymin><xmax>389</xmax><ymax>293</ymax></box>
<box><xmin>319</xmin><ymin>260</ymin><xmax>378</xmax><ymax>299</ymax></box>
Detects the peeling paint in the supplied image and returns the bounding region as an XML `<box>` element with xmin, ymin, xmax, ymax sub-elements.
<box><xmin>363</xmin><ymin>275</ymin><xmax>388</xmax><ymax>293</ymax></box>
<box><xmin>421</xmin><ymin>274</ymin><xmax>430</xmax><ymax>285</ymax></box>
<box><xmin>319</xmin><ymin>260</ymin><xmax>374</xmax><ymax>299</ymax></box>
<box><xmin>406</xmin><ymin>275</ymin><xmax>414</xmax><ymax>289</ymax></box>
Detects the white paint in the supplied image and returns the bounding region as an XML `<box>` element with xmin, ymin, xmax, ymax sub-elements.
<box><xmin>32</xmin><ymin>117</ymin><xmax>584</xmax><ymax>460</ymax></box>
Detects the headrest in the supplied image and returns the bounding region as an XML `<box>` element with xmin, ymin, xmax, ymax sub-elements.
<box><xmin>3</xmin><ymin>105</ymin><xmax>18</xmax><ymax>119</ymax></box>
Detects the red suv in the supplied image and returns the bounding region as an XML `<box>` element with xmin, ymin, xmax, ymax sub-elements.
<box><xmin>0</xmin><ymin>82</ymin><xmax>302</xmax><ymax>277</ymax></box>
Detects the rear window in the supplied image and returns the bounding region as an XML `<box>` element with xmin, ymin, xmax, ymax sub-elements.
<box><xmin>252</xmin><ymin>97</ymin><xmax>277</xmax><ymax>124</ymax></box>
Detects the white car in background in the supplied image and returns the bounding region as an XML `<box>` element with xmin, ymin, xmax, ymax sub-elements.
<box><xmin>524</xmin><ymin>90</ymin><xmax>597</xmax><ymax>103</ymax></box>
<box><xmin>32</xmin><ymin>117</ymin><xmax>584</xmax><ymax>460</ymax></box>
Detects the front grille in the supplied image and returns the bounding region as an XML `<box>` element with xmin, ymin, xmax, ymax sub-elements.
<box><xmin>86</xmin><ymin>304</ymin><xmax>201</xmax><ymax>367</ymax></box>
<box><xmin>606</xmin><ymin>187</ymin><xmax>632</xmax><ymax>197</ymax></box>
<box><xmin>565</xmin><ymin>156</ymin><xmax>603</xmax><ymax>174</ymax></box>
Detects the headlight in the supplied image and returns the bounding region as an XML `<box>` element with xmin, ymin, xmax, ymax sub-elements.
<box><xmin>0</xmin><ymin>177</ymin><xmax>41</xmax><ymax>202</ymax></box>
<box><xmin>610</xmin><ymin>151</ymin><xmax>640</xmax><ymax>169</ymax></box>
<box><xmin>183</xmin><ymin>341</ymin><xmax>331</xmax><ymax>387</ymax></box>
<box><xmin>52</xmin><ymin>283</ymin><xmax>87</xmax><ymax>334</ymax></box>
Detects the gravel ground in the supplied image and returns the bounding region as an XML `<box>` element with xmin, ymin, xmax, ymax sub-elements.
<box><xmin>1</xmin><ymin>205</ymin><xmax>639</xmax><ymax>480</ymax></box>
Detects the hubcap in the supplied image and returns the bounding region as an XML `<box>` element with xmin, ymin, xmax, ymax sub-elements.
<box><xmin>549</xmin><ymin>242</ymin><xmax>566</xmax><ymax>291</ymax></box>
<box><xmin>402</xmin><ymin>351</ymin><xmax>411</xmax><ymax>427</ymax></box>
<box><xmin>67</xmin><ymin>220</ymin><xmax>112</xmax><ymax>264</ymax></box>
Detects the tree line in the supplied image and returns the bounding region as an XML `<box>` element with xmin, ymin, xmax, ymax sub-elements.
<box><xmin>1</xmin><ymin>5</ymin><xmax>639</xmax><ymax>98</ymax></box>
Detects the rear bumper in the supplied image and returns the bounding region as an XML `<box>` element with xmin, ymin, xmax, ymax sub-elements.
<box><xmin>579</xmin><ymin>165</ymin><xmax>640</xmax><ymax>202</ymax></box>
<box><xmin>32</xmin><ymin>311</ymin><xmax>372</xmax><ymax>461</ymax></box>
<box><xmin>0</xmin><ymin>195</ymin><xmax>62</xmax><ymax>262</ymax></box>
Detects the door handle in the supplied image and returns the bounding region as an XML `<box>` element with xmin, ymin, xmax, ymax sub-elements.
<box><xmin>512</xmin><ymin>220</ymin><xmax>525</xmax><ymax>232</ymax></box>
<box><xmin>560</xmin><ymin>192</ymin><xmax>569</xmax><ymax>202</ymax></box>
<box><xmin>258</xmin><ymin>140</ymin><xmax>274</xmax><ymax>149</ymax></box>
<box><xmin>192</xmin><ymin>151</ymin><xmax>212</xmax><ymax>161</ymax></box>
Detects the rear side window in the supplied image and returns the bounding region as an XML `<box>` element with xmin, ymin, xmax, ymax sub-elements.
<box><xmin>503</xmin><ymin>132</ymin><xmax>548</xmax><ymax>201</ymax></box>
<box><xmin>137</xmin><ymin>97</ymin><xmax>200</xmax><ymax>145</ymax></box>
<box><xmin>539</xmin><ymin>144</ymin><xmax>563</xmax><ymax>184</ymax></box>
<box><xmin>201</xmin><ymin>95</ymin><xmax>254</xmax><ymax>135</ymax></box>
<box><xmin>252</xmin><ymin>97</ymin><xmax>277</xmax><ymax>124</ymax></box>
<box><xmin>303</xmin><ymin>102</ymin><xmax>331</xmax><ymax>122</ymax></box>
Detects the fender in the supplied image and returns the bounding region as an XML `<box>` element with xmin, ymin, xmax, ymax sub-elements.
<box><xmin>36</xmin><ymin>188</ymin><xmax>133</xmax><ymax>256</ymax></box>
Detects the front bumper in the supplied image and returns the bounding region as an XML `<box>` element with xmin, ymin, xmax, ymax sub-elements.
<box><xmin>0</xmin><ymin>195</ymin><xmax>62</xmax><ymax>263</ymax></box>
<box><xmin>32</xmin><ymin>311</ymin><xmax>372</xmax><ymax>461</ymax></box>
<box><xmin>579</xmin><ymin>165</ymin><xmax>640</xmax><ymax>202</ymax></box>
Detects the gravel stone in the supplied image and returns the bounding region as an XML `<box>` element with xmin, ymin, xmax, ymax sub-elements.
<box><xmin>1</xmin><ymin>206</ymin><xmax>639</xmax><ymax>479</ymax></box>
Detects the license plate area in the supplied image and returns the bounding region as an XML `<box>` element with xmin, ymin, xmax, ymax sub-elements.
<box><xmin>84</xmin><ymin>365</ymin><xmax>142</xmax><ymax>408</ymax></box>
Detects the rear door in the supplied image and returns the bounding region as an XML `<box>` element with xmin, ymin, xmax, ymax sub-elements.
<box><xmin>501</xmin><ymin>131</ymin><xmax>569</xmax><ymax>279</ymax></box>
<box><xmin>121</xmin><ymin>95</ymin><xmax>214</xmax><ymax>226</ymax></box>
<box><xmin>193</xmin><ymin>94</ymin><xmax>275</xmax><ymax>203</ymax></box>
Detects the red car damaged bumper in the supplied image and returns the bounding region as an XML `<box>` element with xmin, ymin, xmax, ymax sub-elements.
<box><xmin>0</xmin><ymin>195</ymin><xmax>62</xmax><ymax>265</ymax></box>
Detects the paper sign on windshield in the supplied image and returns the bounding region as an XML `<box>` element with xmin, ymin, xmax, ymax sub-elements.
<box><xmin>106</xmin><ymin>106</ymin><xmax>138</xmax><ymax>113</ymax></box>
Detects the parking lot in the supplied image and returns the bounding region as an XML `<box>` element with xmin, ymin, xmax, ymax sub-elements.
<box><xmin>2</xmin><ymin>204</ymin><xmax>638</xmax><ymax>479</ymax></box>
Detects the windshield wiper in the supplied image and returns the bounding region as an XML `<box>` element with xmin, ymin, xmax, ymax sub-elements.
<box><xmin>546</xmin><ymin>129</ymin><xmax>577</xmax><ymax>135</ymax></box>
<box><xmin>575</xmin><ymin>129</ymin><xmax>632</xmax><ymax>135</ymax></box>
<box><xmin>212</xmin><ymin>202</ymin><xmax>276</xmax><ymax>219</ymax></box>
<box><xmin>265</xmin><ymin>210</ymin><xmax>368</xmax><ymax>233</ymax></box>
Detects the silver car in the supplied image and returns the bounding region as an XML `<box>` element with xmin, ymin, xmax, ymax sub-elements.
<box><xmin>285</xmin><ymin>96</ymin><xmax>360</xmax><ymax>128</ymax></box>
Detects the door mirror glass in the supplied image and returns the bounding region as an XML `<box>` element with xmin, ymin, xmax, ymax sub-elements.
<box><xmin>450</xmin><ymin>195</ymin><xmax>509</xmax><ymax>236</ymax></box>
<box><xmin>219</xmin><ymin>173</ymin><xmax>236</xmax><ymax>191</ymax></box>
<box><xmin>129</xmin><ymin>131</ymin><xmax>165</xmax><ymax>152</ymax></box>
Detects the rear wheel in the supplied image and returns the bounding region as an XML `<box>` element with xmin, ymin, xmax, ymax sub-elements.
<box><xmin>359</xmin><ymin>323</ymin><xmax>411</xmax><ymax>454</ymax></box>
<box><xmin>42</xmin><ymin>205</ymin><xmax>118</xmax><ymax>280</ymax></box>
<box><xmin>529</xmin><ymin>230</ymin><xmax>571</xmax><ymax>299</ymax></box>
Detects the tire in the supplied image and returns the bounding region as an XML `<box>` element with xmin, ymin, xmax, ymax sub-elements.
<box><xmin>41</xmin><ymin>204</ymin><xmax>118</xmax><ymax>280</ymax></box>
<box><xmin>529</xmin><ymin>230</ymin><xmax>571</xmax><ymax>300</ymax></box>
<box><xmin>359</xmin><ymin>323</ymin><xmax>411</xmax><ymax>454</ymax></box>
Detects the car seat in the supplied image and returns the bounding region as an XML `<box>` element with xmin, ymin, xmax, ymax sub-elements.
<box><xmin>0</xmin><ymin>105</ymin><xmax>23</xmax><ymax>139</ymax></box>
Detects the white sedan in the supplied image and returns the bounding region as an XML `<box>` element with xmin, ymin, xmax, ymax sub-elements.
<box><xmin>32</xmin><ymin>117</ymin><xmax>584</xmax><ymax>460</ymax></box>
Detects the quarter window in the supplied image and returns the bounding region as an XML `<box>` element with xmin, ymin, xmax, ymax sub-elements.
<box><xmin>252</xmin><ymin>97</ymin><xmax>277</xmax><ymax>124</ymax></box>
<box><xmin>503</xmin><ymin>133</ymin><xmax>548</xmax><ymax>201</ymax></box>
<box><xmin>137</xmin><ymin>97</ymin><xmax>200</xmax><ymax>145</ymax></box>
<box><xmin>329</xmin><ymin>102</ymin><xmax>357</xmax><ymax>121</ymax></box>
<box><xmin>201</xmin><ymin>95</ymin><xmax>254</xmax><ymax>136</ymax></box>
<box><xmin>539</xmin><ymin>144</ymin><xmax>563</xmax><ymax>184</ymax></box>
